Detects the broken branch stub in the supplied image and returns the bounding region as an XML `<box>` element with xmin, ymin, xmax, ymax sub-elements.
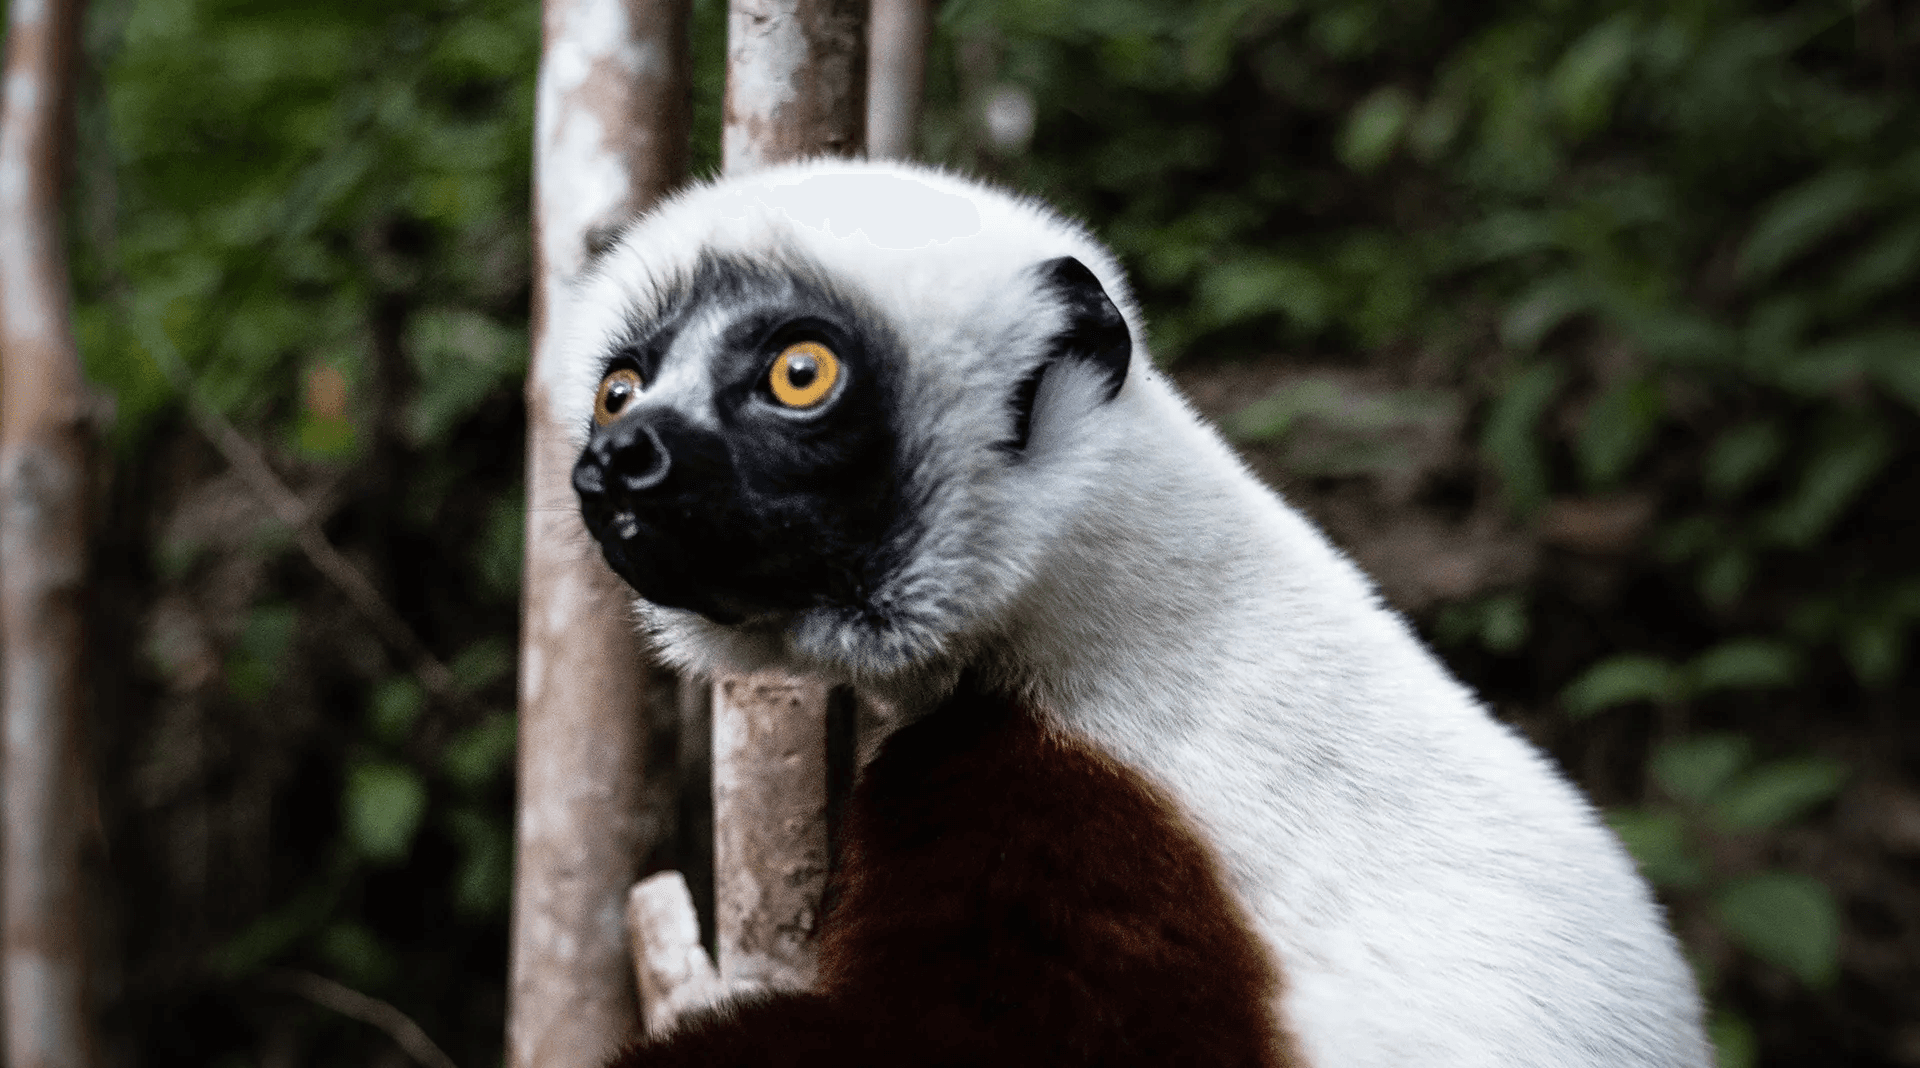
<box><xmin>626</xmin><ymin>872</ymin><xmax>727</xmax><ymax>1035</ymax></box>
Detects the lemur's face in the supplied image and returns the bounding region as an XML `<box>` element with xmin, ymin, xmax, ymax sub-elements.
<box><xmin>564</xmin><ymin>166</ymin><xmax>1136</xmax><ymax>677</ymax></box>
<box><xmin>571</xmin><ymin>256</ymin><xmax>905</xmax><ymax>624</ymax></box>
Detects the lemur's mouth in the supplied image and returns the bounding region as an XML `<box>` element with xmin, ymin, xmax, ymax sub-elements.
<box><xmin>572</xmin><ymin>404</ymin><xmax>889</xmax><ymax>627</ymax></box>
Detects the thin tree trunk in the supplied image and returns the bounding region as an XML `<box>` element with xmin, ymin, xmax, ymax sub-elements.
<box><xmin>722</xmin><ymin>0</ymin><xmax>867</xmax><ymax>173</ymax></box>
<box><xmin>702</xmin><ymin>0</ymin><xmax>868</xmax><ymax>999</ymax></box>
<box><xmin>509</xmin><ymin>0</ymin><xmax>692</xmax><ymax>1065</ymax></box>
<box><xmin>0</xmin><ymin>0</ymin><xmax>98</xmax><ymax>1064</ymax></box>
<box><xmin>865</xmin><ymin>0</ymin><xmax>931</xmax><ymax>160</ymax></box>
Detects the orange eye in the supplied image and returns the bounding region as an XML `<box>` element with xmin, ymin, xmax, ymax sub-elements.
<box><xmin>594</xmin><ymin>368</ymin><xmax>643</xmax><ymax>426</ymax></box>
<box><xmin>768</xmin><ymin>341</ymin><xmax>841</xmax><ymax>409</ymax></box>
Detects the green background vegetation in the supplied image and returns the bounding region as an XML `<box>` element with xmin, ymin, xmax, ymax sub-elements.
<box><xmin>30</xmin><ymin>0</ymin><xmax>1918</xmax><ymax>1063</ymax></box>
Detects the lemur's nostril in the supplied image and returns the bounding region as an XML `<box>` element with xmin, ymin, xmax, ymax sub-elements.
<box><xmin>607</xmin><ymin>419</ymin><xmax>672</xmax><ymax>492</ymax></box>
<box><xmin>571</xmin><ymin>459</ymin><xmax>605</xmax><ymax>497</ymax></box>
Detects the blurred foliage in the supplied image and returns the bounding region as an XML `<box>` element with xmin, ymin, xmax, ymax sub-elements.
<box><xmin>61</xmin><ymin>0</ymin><xmax>1916</xmax><ymax>1063</ymax></box>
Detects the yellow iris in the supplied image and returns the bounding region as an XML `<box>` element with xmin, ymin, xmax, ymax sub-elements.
<box><xmin>594</xmin><ymin>368</ymin><xmax>643</xmax><ymax>426</ymax></box>
<box><xmin>769</xmin><ymin>341</ymin><xmax>840</xmax><ymax>409</ymax></box>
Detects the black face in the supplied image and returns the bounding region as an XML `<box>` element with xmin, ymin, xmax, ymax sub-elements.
<box><xmin>571</xmin><ymin>256</ymin><xmax>905</xmax><ymax>624</ymax></box>
<box><xmin>572</xmin><ymin>252</ymin><xmax>1131</xmax><ymax>628</ymax></box>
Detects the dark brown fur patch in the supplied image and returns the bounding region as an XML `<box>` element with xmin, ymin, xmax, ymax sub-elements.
<box><xmin>605</xmin><ymin>676</ymin><xmax>1302</xmax><ymax>1068</ymax></box>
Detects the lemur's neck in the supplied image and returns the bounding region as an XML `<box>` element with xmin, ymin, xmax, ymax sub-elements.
<box><xmin>980</xmin><ymin>375</ymin><xmax>1441</xmax><ymax>762</ymax></box>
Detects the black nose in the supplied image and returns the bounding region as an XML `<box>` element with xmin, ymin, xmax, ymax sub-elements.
<box><xmin>576</xmin><ymin>416</ymin><xmax>672</xmax><ymax>497</ymax></box>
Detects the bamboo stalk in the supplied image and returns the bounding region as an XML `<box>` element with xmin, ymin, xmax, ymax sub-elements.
<box><xmin>0</xmin><ymin>0</ymin><xmax>98</xmax><ymax>1064</ymax></box>
<box><xmin>508</xmin><ymin>0</ymin><xmax>693</xmax><ymax>1065</ymax></box>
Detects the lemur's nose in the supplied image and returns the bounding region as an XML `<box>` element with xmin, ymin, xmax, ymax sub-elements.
<box><xmin>574</xmin><ymin>415</ymin><xmax>672</xmax><ymax>498</ymax></box>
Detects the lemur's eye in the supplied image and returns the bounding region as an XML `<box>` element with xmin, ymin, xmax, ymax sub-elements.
<box><xmin>594</xmin><ymin>368</ymin><xmax>644</xmax><ymax>426</ymax></box>
<box><xmin>768</xmin><ymin>341</ymin><xmax>841</xmax><ymax>409</ymax></box>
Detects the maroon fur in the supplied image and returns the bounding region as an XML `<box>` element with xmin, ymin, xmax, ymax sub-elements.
<box><xmin>605</xmin><ymin>677</ymin><xmax>1301</xmax><ymax>1068</ymax></box>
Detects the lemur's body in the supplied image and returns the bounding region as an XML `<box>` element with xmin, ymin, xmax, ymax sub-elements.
<box><xmin>562</xmin><ymin>160</ymin><xmax>1710</xmax><ymax>1067</ymax></box>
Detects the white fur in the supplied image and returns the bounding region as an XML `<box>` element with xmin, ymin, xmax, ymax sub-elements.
<box><xmin>554</xmin><ymin>159</ymin><xmax>1711</xmax><ymax>1067</ymax></box>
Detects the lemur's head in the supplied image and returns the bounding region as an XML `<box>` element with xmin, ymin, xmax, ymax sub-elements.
<box><xmin>559</xmin><ymin>161</ymin><xmax>1143</xmax><ymax>684</ymax></box>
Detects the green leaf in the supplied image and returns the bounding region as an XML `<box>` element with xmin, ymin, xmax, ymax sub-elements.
<box><xmin>441</xmin><ymin>713</ymin><xmax>518</xmax><ymax>791</ymax></box>
<box><xmin>1551</xmin><ymin>15</ymin><xmax>1636</xmax><ymax>137</ymax></box>
<box><xmin>227</xmin><ymin>603</ymin><xmax>299</xmax><ymax>702</ymax></box>
<box><xmin>1688</xmin><ymin>640</ymin><xmax>1802</xmax><ymax>692</ymax></box>
<box><xmin>1763</xmin><ymin>420</ymin><xmax>1893</xmax><ymax>548</ymax></box>
<box><xmin>1704</xmin><ymin>422</ymin><xmax>1783</xmax><ymax>500</ymax></box>
<box><xmin>1500</xmin><ymin>276</ymin><xmax>1594</xmax><ymax>352</ymax></box>
<box><xmin>1340</xmin><ymin>86</ymin><xmax>1415</xmax><ymax>173</ymax></box>
<box><xmin>345</xmin><ymin>762</ymin><xmax>428</xmax><ymax>864</ymax></box>
<box><xmin>318</xmin><ymin>921</ymin><xmax>398</xmax><ymax>989</ymax></box>
<box><xmin>1576</xmin><ymin>376</ymin><xmax>1662</xmax><ymax>489</ymax></box>
<box><xmin>1781</xmin><ymin>329</ymin><xmax>1920</xmax><ymax>408</ymax></box>
<box><xmin>1606</xmin><ymin>808</ymin><xmax>1704</xmax><ymax>888</ymax></box>
<box><xmin>1226</xmin><ymin>378</ymin><xmax>1346</xmax><ymax>442</ymax></box>
<box><xmin>1563</xmin><ymin>654</ymin><xmax>1681</xmax><ymax>718</ymax></box>
<box><xmin>1197</xmin><ymin>256</ymin><xmax>1335</xmax><ymax>333</ymax></box>
<box><xmin>1713</xmin><ymin>873</ymin><xmax>1840</xmax><ymax>987</ymax></box>
<box><xmin>1736</xmin><ymin>167</ymin><xmax>1877</xmax><ymax>286</ymax></box>
<box><xmin>1832</xmin><ymin>218</ymin><xmax>1920</xmax><ymax>307</ymax></box>
<box><xmin>405</xmin><ymin>309</ymin><xmax>527</xmax><ymax>445</ymax></box>
<box><xmin>1698</xmin><ymin>549</ymin><xmax>1753</xmax><ymax>608</ymax></box>
<box><xmin>447</xmin><ymin>807</ymin><xmax>513</xmax><ymax>916</ymax></box>
<box><xmin>370</xmin><ymin>677</ymin><xmax>425</xmax><ymax>744</ymax></box>
<box><xmin>1480</xmin><ymin>364</ymin><xmax>1563</xmax><ymax>515</ymax></box>
<box><xmin>1711</xmin><ymin>757</ymin><xmax>1849</xmax><ymax>831</ymax></box>
<box><xmin>1478</xmin><ymin>593</ymin><xmax>1530</xmax><ymax>654</ymax></box>
<box><xmin>1651</xmin><ymin>734</ymin><xmax>1753</xmax><ymax>803</ymax></box>
<box><xmin>475</xmin><ymin>490</ymin><xmax>526</xmax><ymax>600</ymax></box>
<box><xmin>1842</xmin><ymin>621</ymin><xmax>1904</xmax><ymax>688</ymax></box>
<box><xmin>450</xmin><ymin>637</ymin><xmax>514</xmax><ymax>694</ymax></box>
<box><xmin>1710</xmin><ymin>1013</ymin><xmax>1758</xmax><ymax>1068</ymax></box>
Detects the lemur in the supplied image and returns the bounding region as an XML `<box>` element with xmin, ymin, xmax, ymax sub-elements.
<box><xmin>559</xmin><ymin>160</ymin><xmax>1711</xmax><ymax>1067</ymax></box>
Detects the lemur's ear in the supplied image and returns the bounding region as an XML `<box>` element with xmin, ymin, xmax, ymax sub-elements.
<box><xmin>1008</xmin><ymin>257</ymin><xmax>1132</xmax><ymax>450</ymax></box>
<box><xmin>1035</xmin><ymin>256</ymin><xmax>1130</xmax><ymax>402</ymax></box>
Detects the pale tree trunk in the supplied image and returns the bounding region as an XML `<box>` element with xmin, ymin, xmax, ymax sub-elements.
<box><xmin>865</xmin><ymin>0</ymin><xmax>931</xmax><ymax>160</ymax></box>
<box><xmin>509</xmin><ymin>0</ymin><xmax>692</xmax><ymax>1065</ymax></box>
<box><xmin>706</xmin><ymin>0</ymin><xmax>867</xmax><ymax>1003</ymax></box>
<box><xmin>0</xmin><ymin>0</ymin><xmax>98</xmax><ymax>1065</ymax></box>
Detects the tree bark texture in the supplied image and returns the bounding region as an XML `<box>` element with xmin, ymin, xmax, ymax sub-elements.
<box><xmin>864</xmin><ymin>0</ymin><xmax>931</xmax><ymax>160</ymax></box>
<box><xmin>710</xmin><ymin>672</ymin><xmax>837</xmax><ymax>992</ymax></box>
<box><xmin>510</xmin><ymin>1</ymin><xmax>691</xmax><ymax>1066</ymax></box>
<box><xmin>701</xmin><ymin>0</ymin><xmax>867</xmax><ymax>999</ymax></box>
<box><xmin>1</xmin><ymin>0</ymin><xmax>97</xmax><ymax>1065</ymax></box>
<box><xmin>722</xmin><ymin>0</ymin><xmax>868</xmax><ymax>172</ymax></box>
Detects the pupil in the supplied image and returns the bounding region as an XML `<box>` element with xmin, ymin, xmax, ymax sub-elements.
<box><xmin>787</xmin><ymin>355</ymin><xmax>818</xmax><ymax>389</ymax></box>
<box><xmin>605</xmin><ymin>383</ymin><xmax>630</xmax><ymax>414</ymax></box>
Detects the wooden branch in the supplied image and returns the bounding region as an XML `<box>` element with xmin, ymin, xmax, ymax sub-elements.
<box><xmin>865</xmin><ymin>0</ymin><xmax>931</xmax><ymax>160</ymax></box>
<box><xmin>273</xmin><ymin>970</ymin><xmax>461</xmax><ymax>1068</ymax></box>
<box><xmin>711</xmin><ymin>672</ymin><xmax>836</xmax><ymax>992</ymax></box>
<box><xmin>509</xmin><ymin>0</ymin><xmax>693</xmax><ymax>1065</ymax></box>
<box><xmin>625</xmin><ymin>872</ymin><xmax>725</xmax><ymax>1035</ymax></box>
<box><xmin>1</xmin><ymin>0</ymin><xmax>98</xmax><ymax>1064</ymax></box>
<box><xmin>689</xmin><ymin>0</ymin><xmax>870</xmax><ymax>1004</ymax></box>
<box><xmin>723</xmin><ymin>0</ymin><xmax>868</xmax><ymax>172</ymax></box>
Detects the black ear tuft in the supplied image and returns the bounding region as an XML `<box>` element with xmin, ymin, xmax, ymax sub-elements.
<box><xmin>1035</xmin><ymin>256</ymin><xmax>1130</xmax><ymax>403</ymax></box>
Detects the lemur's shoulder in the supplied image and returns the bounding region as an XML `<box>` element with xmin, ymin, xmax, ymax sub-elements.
<box><xmin>606</xmin><ymin>678</ymin><xmax>1306</xmax><ymax>1068</ymax></box>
